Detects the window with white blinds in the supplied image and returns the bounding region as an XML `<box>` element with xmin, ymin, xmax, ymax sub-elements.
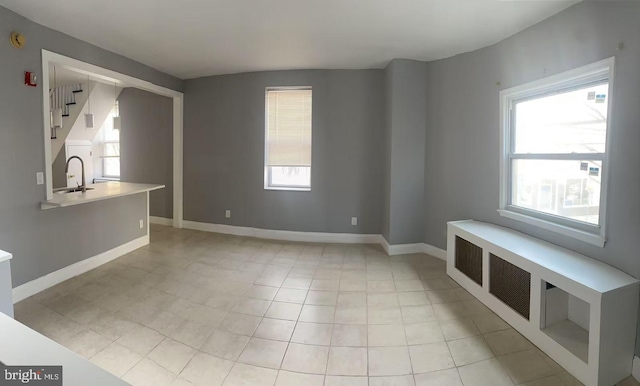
<box><xmin>265</xmin><ymin>88</ymin><xmax>312</xmax><ymax>190</ymax></box>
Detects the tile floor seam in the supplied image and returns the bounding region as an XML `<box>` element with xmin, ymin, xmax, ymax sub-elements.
<box><xmin>365</xmin><ymin>276</ymin><xmax>370</xmax><ymax>379</ymax></box>
<box><xmin>398</xmin><ymin>289</ymin><xmax>418</xmax><ymax>377</ymax></box>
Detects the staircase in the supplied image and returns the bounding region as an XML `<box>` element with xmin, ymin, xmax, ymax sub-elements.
<box><xmin>50</xmin><ymin>83</ymin><xmax>83</xmax><ymax>125</ymax></box>
<box><xmin>49</xmin><ymin>82</ymin><xmax>91</xmax><ymax>164</ymax></box>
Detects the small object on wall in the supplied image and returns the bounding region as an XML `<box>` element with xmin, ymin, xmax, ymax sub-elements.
<box><xmin>113</xmin><ymin>116</ymin><xmax>121</xmax><ymax>131</ymax></box>
<box><xmin>51</xmin><ymin>108</ymin><xmax>63</xmax><ymax>128</ymax></box>
<box><xmin>51</xmin><ymin>109</ymin><xmax>62</xmax><ymax>139</ymax></box>
<box><xmin>85</xmin><ymin>113</ymin><xmax>94</xmax><ymax>128</ymax></box>
<box><xmin>113</xmin><ymin>82</ymin><xmax>121</xmax><ymax>130</ymax></box>
<box><xmin>24</xmin><ymin>71</ymin><xmax>37</xmax><ymax>87</ymax></box>
<box><xmin>85</xmin><ymin>74</ymin><xmax>94</xmax><ymax>129</ymax></box>
<box><xmin>9</xmin><ymin>31</ymin><xmax>25</xmax><ymax>49</ymax></box>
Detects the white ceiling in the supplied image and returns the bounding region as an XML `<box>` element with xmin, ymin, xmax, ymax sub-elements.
<box><xmin>2</xmin><ymin>0</ymin><xmax>578</xmax><ymax>80</ymax></box>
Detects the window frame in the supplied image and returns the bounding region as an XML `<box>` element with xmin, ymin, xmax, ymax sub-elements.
<box><xmin>498</xmin><ymin>57</ymin><xmax>615</xmax><ymax>247</ymax></box>
<box><xmin>101</xmin><ymin>140</ymin><xmax>121</xmax><ymax>179</ymax></box>
<box><xmin>264</xmin><ymin>86</ymin><xmax>313</xmax><ymax>192</ymax></box>
<box><xmin>98</xmin><ymin>104</ymin><xmax>121</xmax><ymax>179</ymax></box>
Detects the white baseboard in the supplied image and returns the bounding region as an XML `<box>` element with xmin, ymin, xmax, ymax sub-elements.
<box><xmin>387</xmin><ymin>242</ymin><xmax>426</xmax><ymax>256</ymax></box>
<box><xmin>149</xmin><ymin>216</ymin><xmax>173</xmax><ymax>226</ymax></box>
<box><xmin>183</xmin><ymin>220</ymin><xmax>382</xmax><ymax>245</ymax></box>
<box><xmin>380</xmin><ymin>237</ymin><xmax>447</xmax><ymax>260</ymax></box>
<box><xmin>633</xmin><ymin>356</ymin><xmax>640</xmax><ymax>382</ymax></box>
<box><xmin>182</xmin><ymin>221</ymin><xmax>447</xmax><ymax>259</ymax></box>
<box><xmin>423</xmin><ymin>243</ymin><xmax>447</xmax><ymax>260</ymax></box>
<box><xmin>12</xmin><ymin>235</ymin><xmax>149</xmax><ymax>303</ymax></box>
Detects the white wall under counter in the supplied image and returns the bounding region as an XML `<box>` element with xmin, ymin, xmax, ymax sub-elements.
<box><xmin>0</xmin><ymin>250</ymin><xmax>13</xmax><ymax>317</ymax></box>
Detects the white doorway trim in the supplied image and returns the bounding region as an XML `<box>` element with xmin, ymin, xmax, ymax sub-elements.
<box><xmin>41</xmin><ymin>49</ymin><xmax>184</xmax><ymax>228</ymax></box>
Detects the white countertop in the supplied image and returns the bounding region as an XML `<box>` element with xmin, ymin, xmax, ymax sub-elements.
<box><xmin>449</xmin><ymin>220</ymin><xmax>639</xmax><ymax>294</ymax></box>
<box><xmin>0</xmin><ymin>313</ymin><xmax>129</xmax><ymax>386</ymax></box>
<box><xmin>41</xmin><ymin>182</ymin><xmax>164</xmax><ymax>210</ymax></box>
<box><xmin>0</xmin><ymin>250</ymin><xmax>11</xmax><ymax>263</ymax></box>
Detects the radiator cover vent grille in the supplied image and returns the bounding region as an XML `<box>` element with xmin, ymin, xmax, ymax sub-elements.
<box><xmin>455</xmin><ymin>236</ymin><xmax>483</xmax><ymax>286</ymax></box>
<box><xmin>490</xmin><ymin>253</ymin><xmax>531</xmax><ymax>320</ymax></box>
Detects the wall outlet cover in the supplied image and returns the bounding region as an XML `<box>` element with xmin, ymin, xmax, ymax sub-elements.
<box><xmin>139</xmin><ymin>219</ymin><xmax>144</xmax><ymax>229</ymax></box>
<box><xmin>36</xmin><ymin>172</ymin><xmax>44</xmax><ymax>185</ymax></box>
<box><xmin>351</xmin><ymin>217</ymin><xmax>358</xmax><ymax>226</ymax></box>
<box><xmin>225</xmin><ymin>210</ymin><xmax>231</xmax><ymax>218</ymax></box>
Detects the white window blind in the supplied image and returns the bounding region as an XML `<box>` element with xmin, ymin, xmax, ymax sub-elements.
<box><xmin>266</xmin><ymin>89</ymin><xmax>312</xmax><ymax>167</ymax></box>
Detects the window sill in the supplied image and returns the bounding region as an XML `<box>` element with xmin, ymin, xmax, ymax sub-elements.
<box><xmin>497</xmin><ymin>209</ymin><xmax>605</xmax><ymax>248</ymax></box>
<box><xmin>264</xmin><ymin>186</ymin><xmax>311</xmax><ymax>192</ymax></box>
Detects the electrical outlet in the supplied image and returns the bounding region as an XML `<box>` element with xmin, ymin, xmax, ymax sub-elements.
<box><xmin>351</xmin><ymin>217</ymin><xmax>358</xmax><ymax>226</ymax></box>
<box><xmin>225</xmin><ymin>210</ymin><xmax>231</xmax><ymax>218</ymax></box>
<box><xmin>139</xmin><ymin>219</ymin><xmax>144</xmax><ymax>229</ymax></box>
<box><xmin>36</xmin><ymin>172</ymin><xmax>44</xmax><ymax>185</ymax></box>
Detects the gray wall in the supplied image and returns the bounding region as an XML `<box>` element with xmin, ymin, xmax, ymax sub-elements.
<box><xmin>384</xmin><ymin>59</ymin><xmax>427</xmax><ymax>245</ymax></box>
<box><xmin>0</xmin><ymin>6</ymin><xmax>182</xmax><ymax>287</ymax></box>
<box><xmin>184</xmin><ymin>70</ymin><xmax>384</xmax><ymax>234</ymax></box>
<box><xmin>119</xmin><ymin>88</ymin><xmax>174</xmax><ymax>219</ymax></box>
<box><xmin>418</xmin><ymin>0</ymin><xmax>640</xmax><ymax>352</ymax></box>
<box><xmin>423</xmin><ymin>0</ymin><xmax>640</xmax><ymax>277</ymax></box>
<box><xmin>381</xmin><ymin>63</ymin><xmax>393</xmax><ymax>242</ymax></box>
<box><xmin>52</xmin><ymin>148</ymin><xmax>67</xmax><ymax>189</ymax></box>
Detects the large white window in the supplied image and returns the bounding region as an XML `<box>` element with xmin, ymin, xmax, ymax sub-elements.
<box><xmin>499</xmin><ymin>58</ymin><xmax>614</xmax><ymax>247</ymax></box>
<box><xmin>265</xmin><ymin>88</ymin><xmax>312</xmax><ymax>190</ymax></box>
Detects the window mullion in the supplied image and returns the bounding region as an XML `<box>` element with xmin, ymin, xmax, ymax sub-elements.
<box><xmin>509</xmin><ymin>153</ymin><xmax>605</xmax><ymax>161</ymax></box>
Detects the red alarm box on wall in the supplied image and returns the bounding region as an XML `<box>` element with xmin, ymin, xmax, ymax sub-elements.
<box><xmin>25</xmin><ymin>71</ymin><xmax>37</xmax><ymax>87</ymax></box>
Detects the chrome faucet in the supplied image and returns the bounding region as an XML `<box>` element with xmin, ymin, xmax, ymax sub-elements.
<box><xmin>65</xmin><ymin>156</ymin><xmax>86</xmax><ymax>193</ymax></box>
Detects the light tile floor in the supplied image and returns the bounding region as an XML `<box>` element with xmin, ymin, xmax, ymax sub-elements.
<box><xmin>14</xmin><ymin>225</ymin><xmax>639</xmax><ymax>386</ymax></box>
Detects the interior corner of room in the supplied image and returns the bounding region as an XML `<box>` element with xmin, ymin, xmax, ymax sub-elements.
<box><xmin>0</xmin><ymin>1</ymin><xmax>639</xmax><ymax>385</ymax></box>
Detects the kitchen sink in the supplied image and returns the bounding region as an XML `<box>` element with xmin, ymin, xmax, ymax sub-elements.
<box><xmin>54</xmin><ymin>187</ymin><xmax>95</xmax><ymax>194</ymax></box>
